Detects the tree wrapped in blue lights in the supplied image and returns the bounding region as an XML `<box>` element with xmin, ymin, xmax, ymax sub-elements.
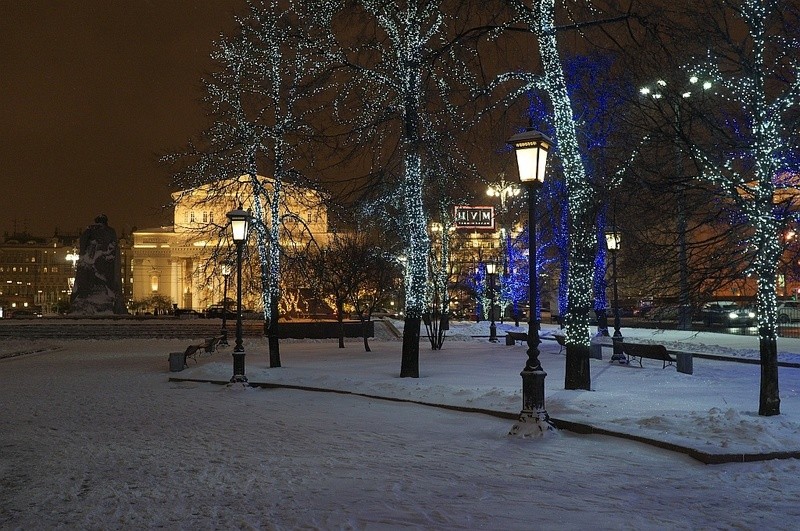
<box><xmin>500</xmin><ymin>0</ymin><xmax>597</xmax><ymax>389</ymax></box>
<box><xmin>500</xmin><ymin>231</ymin><xmax>529</xmax><ymax>326</ymax></box>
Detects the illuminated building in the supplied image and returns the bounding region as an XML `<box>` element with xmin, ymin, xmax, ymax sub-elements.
<box><xmin>130</xmin><ymin>176</ymin><xmax>329</xmax><ymax>312</ymax></box>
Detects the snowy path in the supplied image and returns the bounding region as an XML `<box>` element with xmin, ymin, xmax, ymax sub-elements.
<box><xmin>2</xmin><ymin>340</ymin><xmax>800</xmax><ymax>529</ymax></box>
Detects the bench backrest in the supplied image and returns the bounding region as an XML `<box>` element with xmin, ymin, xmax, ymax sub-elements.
<box><xmin>623</xmin><ymin>342</ymin><xmax>672</xmax><ymax>360</ymax></box>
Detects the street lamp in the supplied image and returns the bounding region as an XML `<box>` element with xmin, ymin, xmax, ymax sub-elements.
<box><xmin>486</xmin><ymin>261</ymin><xmax>498</xmax><ymax>342</ymax></box>
<box><xmin>227</xmin><ymin>205</ymin><xmax>250</xmax><ymax>384</ymax></box>
<box><xmin>66</xmin><ymin>249</ymin><xmax>79</xmax><ymax>291</ymax></box>
<box><xmin>486</xmin><ymin>174</ymin><xmax>521</xmax><ymax>210</ymax></box>
<box><xmin>507</xmin><ymin>128</ymin><xmax>553</xmax><ymax>431</ymax></box>
<box><xmin>605</xmin><ymin>229</ymin><xmax>625</xmax><ymax>363</ymax></box>
<box><xmin>220</xmin><ymin>261</ymin><xmax>232</xmax><ymax>346</ymax></box>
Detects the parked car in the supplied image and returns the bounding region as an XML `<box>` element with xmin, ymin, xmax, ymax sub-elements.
<box><xmin>174</xmin><ymin>308</ymin><xmax>201</xmax><ymax>319</ymax></box>
<box><xmin>9</xmin><ymin>309</ymin><xmax>43</xmax><ymax>319</ymax></box>
<box><xmin>777</xmin><ymin>301</ymin><xmax>800</xmax><ymax>323</ymax></box>
<box><xmin>700</xmin><ymin>301</ymin><xmax>756</xmax><ymax>327</ymax></box>
<box><xmin>204</xmin><ymin>304</ymin><xmax>238</xmax><ymax>319</ymax></box>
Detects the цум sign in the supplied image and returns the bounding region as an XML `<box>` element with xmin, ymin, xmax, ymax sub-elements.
<box><xmin>454</xmin><ymin>206</ymin><xmax>495</xmax><ymax>230</ymax></box>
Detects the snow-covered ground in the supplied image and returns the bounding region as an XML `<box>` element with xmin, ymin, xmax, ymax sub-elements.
<box><xmin>2</xmin><ymin>320</ymin><xmax>800</xmax><ymax>529</ymax></box>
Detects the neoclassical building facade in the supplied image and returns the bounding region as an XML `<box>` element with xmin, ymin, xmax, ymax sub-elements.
<box><xmin>131</xmin><ymin>176</ymin><xmax>328</xmax><ymax>312</ymax></box>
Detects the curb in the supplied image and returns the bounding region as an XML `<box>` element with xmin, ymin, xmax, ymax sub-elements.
<box><xmin>168</xmin><ymin>376</ymin><xmax>800</xmax><ymax>465</ymax></box>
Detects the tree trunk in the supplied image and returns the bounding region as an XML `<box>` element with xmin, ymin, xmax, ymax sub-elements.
<box><xmin>759</xmin><ymin>330</ymin><xmax>780</xmax><ymax>415</ymax></box>
<box><xmin>361</xmin><ymin>314</ymin><xmax>371</xmax><ymax>352</ymax></box>
<box><xmin>757</xmin><ymin>271</ymin><xmax>780</xmax><ymax>415</ymax></box>
<box><xmin>564</xmin><ymin>343</ymin><xmax>591</xmax><ymax>390</ymax></box>
<box><xmin>564</xmin><ymin>305</ymin><xmax>591</xmax><ymax>390</ymax></box>
<box><xmin>268</xmin><ymin>295</ymin><xmax>281</xmax><ymax>368</ymax></box>
<box><xmin>337</xmin><ymin>302</ymin><xmax>345</xmax><ymax>349</ymax></box>
<box><xmin>401</xmin><ymin>315</ymin><xmax>421</xmax><ymax>378</ymax></box>
<box><xmin>594</xmin><ymin>309</ymin><xmax>609</xmax><ymax>337</ymax></box>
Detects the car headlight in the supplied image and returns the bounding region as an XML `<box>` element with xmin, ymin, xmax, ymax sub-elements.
<box><xmin>728</xmin><ymin>312</ymin><xmax>739</xmax><ymax>319</ymax></box>
<box><xmin>748</xmin><ymin>312</ymin><xmax>755</xmax><ymax>318</ymax></box>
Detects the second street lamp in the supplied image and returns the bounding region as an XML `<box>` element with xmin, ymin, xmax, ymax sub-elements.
<box><xmin>227</xmin><ymin>205</ymin><xmax>250</xmax><ymax>384</ymax></box>
<box><xmin>486</xmin><ymin>261</ymin><xmax>498</xmax><ymax>342</ymax></box>
<box><xmin>506</xmin><ymin>128</ymin><xmax>554</xmax><ymax>434</ymax></box>
<box><xmin>605</xmin><ymin>229</ymin><xmax>625</xmax><ymax>363</ymax></box>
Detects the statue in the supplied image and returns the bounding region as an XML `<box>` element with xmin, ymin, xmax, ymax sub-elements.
<box><xmin>69</xmin><ymin>214</ymin><xmax>127</xmax><ymax>315</ymax></box>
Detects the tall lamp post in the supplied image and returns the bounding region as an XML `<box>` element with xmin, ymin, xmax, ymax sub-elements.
<box><xmin>605</xmin><ymin>229</ymin><xmax>625</xmax><ymax>363</ymax></box>
<box><xmin>507</xmin><ymin>128</ymin><xmax>553</xmax><ymax>432</ymax></box>
<box><xmin>227</xmin><ymin>205</ymin><xmax>250</xmax><ymax>384</ymax></box>
<box><xmin>486</xmin><ymin>261</ymin><xmax>498</xmax><ymax>342</ymax></box>
<box><xmin>220</xmin><ymin>261</ymin><xmax>232</xmax><ymax>347</ymax></box>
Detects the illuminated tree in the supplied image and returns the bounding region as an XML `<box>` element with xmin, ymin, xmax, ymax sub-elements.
<box><xmin>675</xmin><ymin>0</ymin><xmax>799</xmax><ymax>415</ymax></box>
<box><xmin>322</xmin><ymin>0</ymin><xmax>483</xmax><ymax>377</ymax></box>
<box><xmin>499</xmin><ymin>231</ymin><xmax>528</xmax><ymax>326</ymax></box>
<box><xmin>168</xmin><ymin>0</ymin><xmax>331</xmax><ymax>368</ymax></box>
<box><xmin>500</xmin><ymin>0</ymin><xmax>597</xmax><ymax>389</ymax></box>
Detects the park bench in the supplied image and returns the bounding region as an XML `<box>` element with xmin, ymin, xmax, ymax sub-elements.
<box><xmin>505</xmin><ymin>331</ymin><xmax>528</xmax><ymax>346</ymax></box>
<box><xmin>184</xmin><ymin>336</ymin><xmax>224</xmax><ymax>365</ymax></box>
<box><xmin>621</xmin><ymin>342</ymin><xmax>693</xmax><ymax>375</ymax></box>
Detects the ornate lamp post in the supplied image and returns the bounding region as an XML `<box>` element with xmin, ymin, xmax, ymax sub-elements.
<box><xmin>486</xmin><ymin>174</ymin><xmax>521</xmax><ymax>210</ymax></box>
<box><xmin>220</xmin><ymin>261</ymin><xmax>232</xmax><ymax>347</ymax></box>
<box><xmin>486</xmin><ymin>261</ymin><xmax>498</xmax><ymax>342</ymax></box>
<box><xmin>507</xmin><ymin>128</ymin><xmax>553</xmax><ymax>432</ymax></box>
<box><xmin>227</xmin><ymin>205</ymin><xmax>250</xmax><ymax>384</ymax></box>
<box><xmin>605</xmin><ymin>229</ymin><xmax>625</xmax><ymax>363</ymax></box>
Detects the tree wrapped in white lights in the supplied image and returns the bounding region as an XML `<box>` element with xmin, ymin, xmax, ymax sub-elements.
<box><xmin>675</xmin><ymin>0</ymin><xmax>799</xmax><ymax>416</ymax></box>
<box><xmin>322</xmin><ymin>0</ymin><xmax>479</xmax><ymax>377</ymax></box>
<box><xmin>504</xmin><ymin>0</ymin><xmax>596</xmax><ymax>389</ymax></box>
<box><xmin>169</xmin><ymin>0</ymin><xmax>331</xmax><ymax>368</ymax></box>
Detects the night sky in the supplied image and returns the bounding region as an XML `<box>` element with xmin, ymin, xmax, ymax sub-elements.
<box><xmin>1</xmin><ymin>1</ymin><xmax>246</xmax><ymax>237</ymax></box>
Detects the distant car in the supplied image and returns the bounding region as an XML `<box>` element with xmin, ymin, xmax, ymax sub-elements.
<box><xmin>175</xmin><ymin>308</ymin><xmax>201</xmax><ymax>319</ymax></box>
<box><xmin>9</xmin><ymin>309</ymin><xmax>42</xmax><ymax>319</ymax></box>
<box><xmin>777</xmin><ymin>301</ymin><xmax>800</xmax><ymax>324</ymax></box>
<box><xmin>204</xmin><ymin>305</ymin><xmax>237</xmax><ymax>319</ymax></box>
<box><xmin>701</xmin><ymin>301</ymin><xmax>755</xmax><ymax>327</ymax></box>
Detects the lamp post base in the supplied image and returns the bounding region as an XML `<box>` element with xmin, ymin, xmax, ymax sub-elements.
<box><xmin>489</xmin><ymin>322</ymin><xmax>498</xmax><ymax>343</ymax></box>
<box><xmin>231</xmin><ymin>350</ymin><xmax>247</xmax><ymax>383</ymax></box>
<box><xmin>610</xmin><ymin>333</ymin><xmax>626</xmax><ymax>363</ymax></box>
<box><xmin>509</xmin><ymin>411</ymin><xmax>556</xmax><ymax>437</ymax></box>
<box><xmin>509</xmin><ymin>368</ymin><xmax>555</xmax><ymax>437</ymax></box>
<box><xmin>219</xmin><ymin>329</ymin><xmax>229</xmax><ymax>347</ymax></box>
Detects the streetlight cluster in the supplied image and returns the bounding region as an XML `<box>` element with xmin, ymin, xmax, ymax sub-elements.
<box><xmin>639</xmin><ymin>77</ymin><xmax>712</xmax><ymax>100</ymax></box>
<box><xmin>486</xmin><ymin>175</ymin><xmax>521</xmax><ymax>209</ymax></box>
